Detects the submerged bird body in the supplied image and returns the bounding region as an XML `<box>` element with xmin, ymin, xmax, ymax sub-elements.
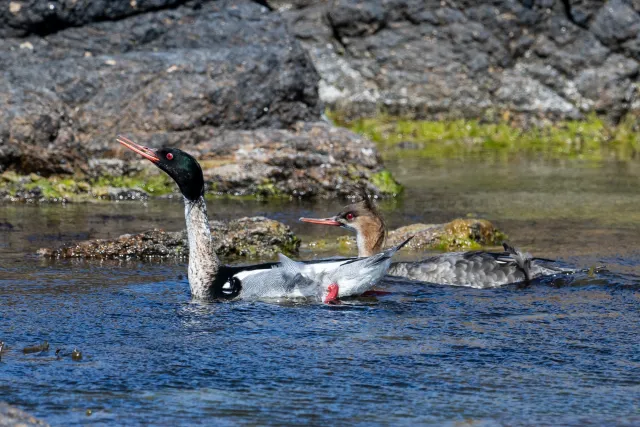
<box><xmin>388</xmin><ymin>249</ymin><xmax>563</xmax><ymax>288</ymax></box>
<box><xmin>118</xmin><ymin>136</ymin><xmax>405</xmax><ymax>302</ymax></box>
<box><xmin>300</xmin><ymin>192</ymin><xmax>570</xmax><ymax>288</ymax></box>
<box><xmin>231</xmin><ymin>241</ymin><xmax>409</xmax><ymax>300</ymax></box>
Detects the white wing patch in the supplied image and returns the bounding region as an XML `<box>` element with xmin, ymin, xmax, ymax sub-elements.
<box><xmin>300</xmin><ymin>260</ymin><xmax>350</xmax><ymax>275</ymax></box>
<box><xmin>233</xmin><ymin>268</ymin><xmax>272</xmax><ymax>282</ymax></box>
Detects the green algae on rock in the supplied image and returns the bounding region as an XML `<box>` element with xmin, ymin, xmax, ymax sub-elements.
<box><xmin>38</xmin><ymin>217</ymin><xmax>300</xmax><ymax>261</ymax></box>
<box><xmin>370</xmin><ymin>170</ymin><xmax>403</xmax><ymax>196</ymax></box>
<box><xmin>1</xmin><ymin>122</ymin><xmax>402</xmax><ymax>203</ymax></box>
<box><xmin>330</xmin><ymin>112</ymin><xmax>640</xmax><ymax>162</ymax></box>
<box><xmin>0</xmin><ymin>171</ymin><xmax>168</xmax><ymax>202</ymax></box>
<box><xmin>386</xmin><ymin>219</ymin><xmax>508</xmax><ymax>252</ymax></box>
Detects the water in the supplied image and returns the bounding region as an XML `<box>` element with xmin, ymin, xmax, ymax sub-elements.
<box><xmin>1</xmin><ymin>158</ymin><xmax>639</xmax><ymax>426</ymax></box>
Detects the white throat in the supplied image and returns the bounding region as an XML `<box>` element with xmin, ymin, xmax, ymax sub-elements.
<box><xmin>184</xmin><ymin>196</ymin><xmax>219</xmax><ymax>299</ymax></box>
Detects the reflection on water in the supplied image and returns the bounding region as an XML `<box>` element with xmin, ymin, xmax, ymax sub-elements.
<box><xmin>1</xmin><ymin>159</ymin><xmax>639</xmax><ymax>426</ymax></box>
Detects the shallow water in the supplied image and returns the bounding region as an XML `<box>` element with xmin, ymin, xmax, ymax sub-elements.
<box><xmin>1</xmin><ymin>158</ymin><xmax>639</xmax><ymax>426</ymax></box>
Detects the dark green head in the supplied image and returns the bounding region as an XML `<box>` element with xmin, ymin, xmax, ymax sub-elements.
<box><xmin>117</xmin><ymin>136</ymin><xmax>204</xmax><ymax>201</ymax></box>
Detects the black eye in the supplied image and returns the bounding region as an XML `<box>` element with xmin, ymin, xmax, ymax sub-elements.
<box><xmin>166</xmin><ymin>153</ymin><xmax>174</xmax><ymax>160</ymax></box>
<box><xmin>345</xmin><ymin>212</ymin><xmax>354</xmax><ymax>221</ymax></box>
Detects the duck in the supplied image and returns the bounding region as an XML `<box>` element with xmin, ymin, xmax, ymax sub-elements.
<box><xmin>300</xmin><ymin>192</ymin><xmax>573</xmax><ymax>288</ymax></box>
<box><xmin>117</xmin><ymin>136</ymin><xmax>410</xmax><ymax>302</ymax></box>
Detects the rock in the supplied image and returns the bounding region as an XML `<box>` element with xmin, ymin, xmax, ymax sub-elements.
<box><xmin>0</xmin><ymin>402</ymin><xmax>48</xmax><ymax>427</ymax></box>
<box><xmin>0</xmin><ymin>0</ymin><xmax>398</xmax><ymax>200</ymax></box>
<box><xmin>124</xmin><ymin>121</ymin><xmax>400</xmax><ymax>198</ymax></box>
<box><xmin>280</xmin><ymin>0</ymin><xmax>640</xmax><ymax>121</ymax></box>
<box><xmin>1</xmin><ymin>121</ymin><xmax>399</xmax><ymax>201</ymax></box>
<box><xmin>0</xmin><ymin>0</ymin><xmax>322</xmax><ymax>174</ymax></box>
<box><xmin>38</xmin><ymin>216</ymin><xmax>301</xmax><ymax>260</ymax></box>
<box><xmin>386</xmin><ymin>219</ymin><xmax>507</xmax><ymax>252</ymax></box>
<box><xmin>591</xmin><ymin>0</ymin><xmax>640</xmax><ymax>57</ymax></box>
<box><xmin>304</xmin><ymin>218</ymin><xmax>506</xmax><ymax>254</ymax></box>
<box><xmin>0</xmin><ymin>0</ymin><xmax>187</xmax><ymax>38</ymax></box>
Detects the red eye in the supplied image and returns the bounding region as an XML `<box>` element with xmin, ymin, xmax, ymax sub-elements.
<box><xmin>345</xmin><ymin>213</ymin><xmax>354</xmax><ymax>221</ymax></box>
<box><xmin>166</xmin><ymin>153</ymin><xmax>173</xmax><ymax>160</ymax></box>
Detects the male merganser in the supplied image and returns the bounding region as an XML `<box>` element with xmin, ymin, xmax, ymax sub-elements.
<box><xmin>117</xmin><ymin>136</ymin><xmax>410</xmax><ymax>302</ymax></box>
<box><xmin>300</xmin><ymin>193</ymin><xmax>571</xmax><ymax>288</ymax></box>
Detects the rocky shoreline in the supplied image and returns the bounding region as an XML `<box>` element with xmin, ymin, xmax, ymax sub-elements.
<box><xmin>0</xmin><ymin>0</ymin><xmax>398</xmax><ymax>201</ymax></box>
<box><xmin>2</xmin><ymin>0</ymin><xmax>638</xmax><ymax>202</ymax></box>
<box><xmin>1</xmin><ymin>121</ymin><xmax>401</xmax><ymax>202</ymax></box>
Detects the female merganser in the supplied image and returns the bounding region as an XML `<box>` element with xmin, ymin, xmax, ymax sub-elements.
<box><xmin>300</xmin><ymin>193</ymin><xmax>570</xmax><ymax>288</ymax></box>
<box><xmin>117</xmin><ymin>136</ymin><xmax>410</xmax><ymax>302</ymax></box>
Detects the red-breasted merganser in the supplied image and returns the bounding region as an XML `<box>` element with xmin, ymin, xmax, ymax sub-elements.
<box><xmin>300</xmin><ymin>194</ymin><xmax>571</xmax><ymax>288</ymax></box>
<box><xmin>117</xmin><ymin>136</ymin><xmax>410</xmax><ymax>302</ymax></box>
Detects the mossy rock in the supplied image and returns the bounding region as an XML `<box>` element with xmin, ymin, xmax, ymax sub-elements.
<box><xmin>387</xmin><ymin>218</ymin><xmax>507</xmax><ymax>251</ymax></box>
<box><xmin>371</xmin><ymin>170</ymin><xmax>403</xmax><ymax>196</ymax></box>
<box><xmin>329</xmin><ymin>110</ymin><xmax>640</xmax><ymax>162</ymax></box>
<box><xmin>39</xmin><ymin>217</ymin><xmax>300</xmax><ymax>261</ymax></box>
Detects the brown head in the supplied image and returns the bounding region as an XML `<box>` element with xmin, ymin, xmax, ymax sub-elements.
<box><xmin>300</xmin><ymin>190</ymin><xmax>387</xmax><ymax>257</ymax></box>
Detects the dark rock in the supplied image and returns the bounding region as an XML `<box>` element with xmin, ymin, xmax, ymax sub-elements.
<box><xmin>0</xmin><ymin>402</ymin><xmax>48</xmax><ymax>427</ymax></box>
<box><xmin>38</xmin><ymin>216</ymin><xmax>301</xmax><ymax>260</ymax></box>
<box><xmin>0</xmin><ymin>0</ymin><xmax>187</xmax><ymax>38</ymax></box>
<box><xmin>0</xmin><ymin>0</ymin><xmax>322</xmax><ymax>174</ymax></box>
<box><xmin>0</xmin><ymin>0</ymin><xmax>398</xmax><ymax>200</ymax></box>
<box><xmin>591</xmin><ymin>0</ymin><xmax>640</xmax><ymax>54</ymax></box>
<box><xmin>280</xmin><ymin>0</ymin><xmax>640</xmax><ymax>121</ymax></box>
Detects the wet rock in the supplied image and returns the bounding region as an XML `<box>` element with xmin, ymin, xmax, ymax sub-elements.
<box><xmin>386</xmin><ymin>219</ymin><xmax>506</xmax><ymax>251</ymax></box>
<box><xmin>280</xmin><ymin>0</ymin><xmax>640</xmax><ymax>121</ymax></box>
<box><xmin>39</xmin><ymin>216</ymin><xmax>300</xmax><ymax>260</ymax></box>
<box><xmin>0</xmin><ymin>0</ymin><xmax>187</xmax><ymax>38</ymax></box>
<box><xmin>22</xmin><ymin>341</ymin><xmax>49</xmax><ymax>354</ymax></box>
<box><xmin>71</xmin><ymin>349</ymin><xmax>83</xmax><ymax>362</ymax></box>
<box><xmin>1</xmin><ymin>121</ymin><xmax>397</xmax><ymax>201</ymax></box>
<box><xmin>0</xmin><ymin>402</ymin><xmax>49</xmax><ymax>427</ymax></box>
<box><xmin>0</xmin><ymin>0</ymin><xmax>398</xmax><ymax>199</ymax></box>
<box><xmin>0</xmin><ymin>0</ymin><xmax>322</xmax><ymax>175</ymax></box>
<box><xmin>125</xmin><ymin>121</ymin><xmax>399</xmax><ymax>198</ymax></box>
<box><xmin>305</xmin><ymin>218</ymin><xmax>506</xmax><ymax>254</ymax></box>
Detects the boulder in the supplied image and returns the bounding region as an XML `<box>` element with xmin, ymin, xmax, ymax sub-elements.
<box><xmin>0</xmin><ymin>0</ymin><xmax>321</xmax><ymax>174</ymax></box>
<box><xmin>278</xmin><ymin>0</ymin><xmax>640</xmax><ymax>121</ymax></box>
<box><xmin>1</xmin><ymin>121</ymin><xmax>400</xmax><ymax>201</ymax></box>
<box><xmin>121</xmin><ymin>121</ymin><xmax>400</xmax><ymax>198</ymax></box>
<box><xmin>0</xmin><ymin>0</ymin><xmax>399</xmax><ymax>199</ymax></box>
<box><xmin>386</xmin><ymin>219</ymin><xmax>506</xmax><ymax>251</ymax></box>
<box><xmin>38</xmin><ymin>216</ymin><xmax>301</xmax><ymax>260</ymax></box>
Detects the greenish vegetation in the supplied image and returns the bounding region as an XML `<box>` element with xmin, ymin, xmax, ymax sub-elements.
<box><xmin>1</xmin><ymin>172</ymin><xmax>89</xmax><ymax>200</ymax></box>
<box><xmin>91</xmin><ymin>172</ymin><xmax>175</xmax><ymax>196</ymax></box>
<box><xmin>371</xmin><ymin>170</ymin><xmax>403</xmax><ymax>195</ymax></box>
<box><xmin>0</xmin><ymin>170</ymin><xmax>176</xmax><ymax>201</ymax></box>
<box><xmin>329</xmin><ymin>111</ymin><xmax>640</xmax><ymax>161</ymax></box>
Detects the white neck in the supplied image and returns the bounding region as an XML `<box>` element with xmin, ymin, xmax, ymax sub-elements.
<box><xmin>184</xmin><ymin>196</ymin><xmax>219</xmax><ymax>299</ymax></box>
<box><xmin>356</xmin><ymin>232</ymin><xmax>370</xmax><ymax>257</ymax></box>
